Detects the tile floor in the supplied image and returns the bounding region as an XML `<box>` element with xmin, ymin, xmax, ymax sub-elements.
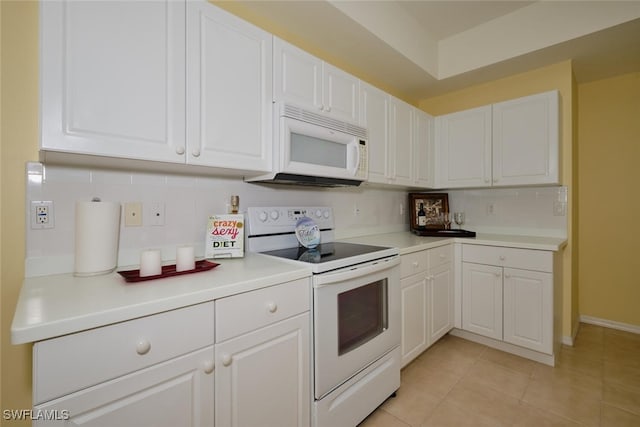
<box><xmin>359</xmin><ymin>323</ymin><xmax>640</xmax><ymax>426</ymax></box>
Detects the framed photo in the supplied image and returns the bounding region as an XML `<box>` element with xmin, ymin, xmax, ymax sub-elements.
<box><xmin>408</xmin><ymin>193</ymin><xmax>449</xmax><ymax>230</ymax></box>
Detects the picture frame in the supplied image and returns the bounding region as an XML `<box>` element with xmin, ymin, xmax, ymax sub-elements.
<box><xmin>408</xmin><ymin>193</ymin><xmax>449</xmax><ymax>231</ymax></box>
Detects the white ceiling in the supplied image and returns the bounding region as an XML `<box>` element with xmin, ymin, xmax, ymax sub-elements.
<box><xmin>224</xmin><ymin>0</ymin><xmax>640</xmax><ymax>102</ymax></box>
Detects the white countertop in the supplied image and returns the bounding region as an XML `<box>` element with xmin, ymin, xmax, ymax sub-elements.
<box><xmin>339</xmin><ymin>231</ymin><xmax>567</xmax><ymax>254</ymax></box>
<box><xmin>12</xmin><ymin>231</ymin><xmax>567</xmax><ymax>345</ymax></box>
<box><xmin>11</xmin><ymin>253</ymin><xmax>311</xmax><ymax>345</ymax></box>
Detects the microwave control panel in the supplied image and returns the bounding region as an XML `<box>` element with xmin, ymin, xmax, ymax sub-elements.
<box><xmin>357</xmin><ymin>140</ymin><xmax>368</xmax><ymax>179</ymax></box>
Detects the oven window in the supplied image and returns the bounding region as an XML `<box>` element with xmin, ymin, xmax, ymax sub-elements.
<box><xmin>337</xmin><ymin>279</ymin><xmax>388</xmax><ymax>356</ymax></box>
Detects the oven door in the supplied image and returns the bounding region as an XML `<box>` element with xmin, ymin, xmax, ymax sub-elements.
<box><xmin>313</xmin><ymin>256</ymin><xmax>400</xmax><ymax>399</ymax></box>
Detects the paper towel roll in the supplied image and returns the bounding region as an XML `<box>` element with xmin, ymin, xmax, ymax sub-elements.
<box><xmin>74</xmin><ymin>200</ymin><xmax>121</xmax><ymax>276</ymax></box>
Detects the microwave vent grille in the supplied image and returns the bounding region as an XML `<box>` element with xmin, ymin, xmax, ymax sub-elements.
<box><xmin>283</xmin><ymin>104</ymin><xmax>368</xmax><ymax>140</ymax></box>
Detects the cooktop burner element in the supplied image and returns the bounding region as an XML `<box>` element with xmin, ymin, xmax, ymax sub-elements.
<box><xmin>261</xmin><ymin>242</ymin><xmax>392</xmax><ymax>264</ymax></box>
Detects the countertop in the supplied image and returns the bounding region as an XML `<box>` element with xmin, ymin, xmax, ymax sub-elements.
<box><xmin>11</xmin><ymin>253</ymin><xmax>311</xmax><ymax>345</ymax></box>
<box><xmin>13</xmin><ymin>231</ymin><xmax>567</xmax><ymax>345</ymax></box>
<box><xmin>339</xmin><ymin>231</ymin><xmax>567</xmax><ymax>254</ymax></box>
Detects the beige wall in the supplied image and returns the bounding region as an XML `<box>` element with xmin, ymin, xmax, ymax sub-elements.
<box><xmin>1</xmin><ymin>1</ymin><xmax>39</xmax><ymax>424</ymax></box>
<box><xmin>578</xmin><ymin>72</ymin><xmax>640</xmax><ymax>326</ymax></box>
<box><xmin>418</xmin><ymin>61</ymin><xmax>578</xmax><ymax>339</ymax></box>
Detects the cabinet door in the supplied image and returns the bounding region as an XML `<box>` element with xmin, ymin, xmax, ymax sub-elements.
<box><xmin>428</xmin><ymin>263</ymin><xmax>454</xmax><ymax>343</ymax></box>
<box><xmin>34</xmin><ymin>347</ymin><xmax>214</xmax><ymax>427</ymax></box>
<box><xmin>492</xmin><ymin>91</ymin><xmax>559</xmax><ymax>186</ymax></box>
<box><xmin>322</xmin><ymin>63</ymin><xmax>360</xmax><ymax>124</ymax></box>
<box><xmin>186</xmin><ymin>1</ymin><xmax>272</xmax><ymax>171</ymax></box>
<box><xmin>413</xmin><ymin>108</ymin><xmax>435</xmax><ymax>188</ymax></box>
<box><xmin>40</xmin><ymin>0</ymin><xmax>186</xmax><ymax>163</ymax></box>
<box><xmin>400</xmin><ymin>274</ymin><xmax>429</xmax><ymax>367</ymax></box>
<box><xmin>359</xmin><ymin>82</ymin><xmax>389</xmax><ymax>184</ymax></box>
<box><xmin>273</xmin><ymin>37</ymin><xmax>322</xmax><ymax>110</ymax></box>
<box><xmin>388</xmin><ymin>97</ymin><xmax>414</xmax><ymax>186</ymax></box>
<box><xmin>436</xmin><ymin>106</ymin><xmax>492</xmax><ymax>188</ymax></box>
<box><xmin>503</xmin><ymin>268</ymin><xmax>553</xmax><ymax>354</ymax></box>
<box><xmin>216</xmin><ymin>313</ymin><xmax>310</xmax><ymax>427</ymax></box>
<box><xmin>462</xmin><ymin>262</ymin><xmax>502</xmax><ymax>340</ymax></box>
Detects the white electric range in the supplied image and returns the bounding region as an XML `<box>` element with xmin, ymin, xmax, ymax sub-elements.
<box><xmin>247</xmin><ymin>206</ymin><xmax>401</xmax><ymax>427</ymax></box>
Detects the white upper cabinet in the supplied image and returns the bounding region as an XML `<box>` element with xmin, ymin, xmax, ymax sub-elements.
<box><xmin>492</xmin><ymin>90</ymin><xmax>559</xmax><ymax>186</ymax></box>
<box><xmin>361</xmin><ymin>85</ymin><xmax>434</xmax><ymax>188</ymax></box>
<box><xmin>186</xmin><ymin>1</ymin><xmax>273</xmax><ymax>172</ymax></box>
<box><xmin>359</xmin><ymin>82</ymin><xmax>390</xmax><ymax>183</ymax></box>
<box><xmin>388</xmin><ymin>96</ymin><xmax>414</xmax><ymax>186</ymax></box>
<box><xmin>40</xmin><ymin>0</ymin><xmax>187</xmax><ymax>163</ymax></box>
<box><xmin>41</xmin><ymin>0</ymin><xmax>273</xmax><ymax>174</ymax></box>
<box><xmin>413</xmin><ymin>109</ymin><xmax>435</xmax><ymax>188</ymax></box>
<box><xmin>436</xmin><ymin>105</ymin><xmax>493</xmax><ymax>188</ymax></box>
<box><xmin>436</xmin><ymin>90</ymin><xmax>560</xmax><ymax>188</ymax></box>
<box><xmin>274</xmin><ymin>37</ymin><xmax>359</xmax><ymax>124</ymax></box>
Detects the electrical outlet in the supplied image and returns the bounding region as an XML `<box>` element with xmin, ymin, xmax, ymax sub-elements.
<box><xmin>31</xmin><ymin>201</ymin><xmax>55</xmax><ymax>229</ymax></box>
<box><xmin>124</xmin><ymin>202</ymin><xmax>143</xmax><ymax>227</ymax></box>
<box><xmin>487</xmin><ymin>203</ymin><xmax>496</xmax><ymax>216</ymax></box>
<box><xmin>150</xmin><ymin>202</ymin><xmax>165</xmax><ymax>226</ymax></box>
<box><xmin>354</xmin><ymin>203</ymin><xmax>361</xmax><ymax>216</ymax></box>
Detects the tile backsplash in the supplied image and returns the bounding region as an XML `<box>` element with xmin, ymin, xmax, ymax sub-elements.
<box><xmin>25</xmin><ymin>163</ymin><xmax>567</xmax><ymax>277</ymax></box>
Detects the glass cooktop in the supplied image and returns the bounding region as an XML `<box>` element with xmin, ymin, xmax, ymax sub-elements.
<box><xmin>261</xmin><ymin>242</ymin><xmax>391</xmax><ymax>264</ymax></box>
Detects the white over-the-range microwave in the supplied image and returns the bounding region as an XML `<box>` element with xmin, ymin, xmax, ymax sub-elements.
<box><xmin>246</xmin><ymin>103</ymin><xmax>369</xmax><ymax>187</ymax></box>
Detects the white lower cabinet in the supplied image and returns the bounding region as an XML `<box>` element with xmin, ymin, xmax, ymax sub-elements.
<box><xmin>32</xmin><ymin>302</ymin><xmax>215</xmax><ymax>426</ymax></box>
<box><xmin>34</xmin><ymin>347</ymin><xmax>214</xmax><ymax>427</ymax></box>
<box><xmin>400</xmin><ymin>245</ymin><xmax>453</xmax><ymax>367</ymax></box>
<box><xmin>461</xmin><ymin>245</ymin><xmax>554</xmax><ymax>356</ymax></box>
<box><xmin>214</xmin><ymin>278</ymin><xmax>311</xmax><ymax>427</ymax></box>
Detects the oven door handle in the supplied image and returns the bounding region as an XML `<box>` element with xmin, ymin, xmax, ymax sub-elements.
<box><xmin>313</xmin><ymin>256</ymin><xmax>400</xmax><ymax>286</ymax></box>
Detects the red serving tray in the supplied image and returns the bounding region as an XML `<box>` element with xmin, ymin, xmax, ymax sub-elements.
<box><xmin>118</xmin><ymin>260</ymin><xmax>219</xmax><ymax>283</ymax></box>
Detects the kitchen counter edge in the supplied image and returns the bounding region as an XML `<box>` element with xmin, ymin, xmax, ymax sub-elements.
<box><xmin>339</xmin><ymin>231</ymin><xmax>567</xmax><ymax>254</ymax></box>
<box><xmin>11</xmin><ymin>253</ymin><xmax>312</xmax><ymax>345</ymax></box>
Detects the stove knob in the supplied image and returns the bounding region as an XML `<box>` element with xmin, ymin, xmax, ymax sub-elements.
<box><xmin>315</xmin><ymin>209</ymin><xmax>322</xmax><ymax>218</ymax></box>
<box><xmin>258</xmin><ymin>211</ymin><xmax>268</xmax><ymax>222</ymax></box>
<box><xmin>323</xmin><ymin>210</ymin><xmax>330</xmax><ymax>219</ymax></box>
<box><xmin>270</xmin><ymin>210</ymin><xmax>280</xmax><ymax>220</ymax></box>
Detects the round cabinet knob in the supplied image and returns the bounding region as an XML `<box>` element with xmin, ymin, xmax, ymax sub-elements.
<box><xmin>270</xmin><ymin>210</ymin><xmax>280</xmax><ymax>220</ymax></box>
<box><xmin>412</xmin><ymin>261</ymin><xmax>419</xmax><ymax>268</ymax></box>
<box><xmin>221</xmin><ymin>354</ymin><xmax>233</xmax><ymax>367</ymax></box>
<box><xmin>258</xmin><ymin>211</ymin><xmax>268</xmax><ymax>222</ymax></box>
<box><xmin>495</xmin><ymin>271</ymin><xmax>501</xmax><ymax>277</ymax></box>
<box><xmin>325</xmin><ymin>106</ymin><xmax>331</xmax><ymax>112</ymax></box>
<box><xmin>192</xmin><ymin>149</ymin><xmax>201</xmax><ymax>158</ymax></box>
<box><xmin>203</xmin><ymin>360</ymin><xmax>215</xmax><ymax>375</ymax></box>
<box><xmin>315</xmin><ymin>209</ymin><xmax>323</xmax><ymax>218</ymax></box>
<box><xmin>484</xmin><ymin>178</ymin><xmax>490</xmax><ymax>183</ymax></box>
<box><xmin>439</xmin><ymin>254</ymin><xmax>445</xmax><ymax>259</ymax></box>
<box><xmin>318</xmin><ymin>104</ymin><xmax>324</xmax><ymax>111</ymax></box>
<box><xmin>176</xmin><ymin>146</ymin><xmax>185</xmax><ymax>155</ymax></box>
<box><xmin>267</xmin><ymin>302</ymin><xmax>278</xmax><ymax>313</ymax></box>
<box><xmin>504</xmin><ymin>273</ymin><xmax>511</xmax><ymax>279</ymax></box>
<box><xmin>499</xmin><ymin>255</ymin><xmax>506</xmax><ymax>261</ymax></box>
<box><xmin>136</xmin><ymin>339</ymin><xmax>151</xmax><ymax>355</ymax></box>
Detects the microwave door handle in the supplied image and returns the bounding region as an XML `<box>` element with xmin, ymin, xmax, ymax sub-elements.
<box><xmin>313</xmin><ymin>256</ymin><xmax>400</xmax><ymax>286</ymax></box>
<box><xmin>349</xmin><ymin>144</ymin><xmax>360</xmax><ymax>174</ymax></box>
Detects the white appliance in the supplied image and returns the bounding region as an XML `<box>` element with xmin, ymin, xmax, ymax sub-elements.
<box><xmin>245</xmin><ymin>104</ymin><xmax>369</xmax><ymax>187</ymax></box>
<box><xmin>247</xmin><ymin>207</ymin><xmax>400</xmax><ymax>427</ymax></box>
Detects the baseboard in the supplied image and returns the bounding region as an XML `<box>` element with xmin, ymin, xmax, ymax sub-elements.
<box><xmin>562</xmin><ymin>321</ymin><xmax>580</xmax><ymax>346</ymax></box>
<box><xmin>580</xmin><ymin>315</ymin><xmax>640</xmax><ymax>335</ymax></box>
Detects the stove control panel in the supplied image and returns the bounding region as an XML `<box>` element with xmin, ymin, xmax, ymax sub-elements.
<box><xmin>247</xmin><ymin>206</ymin><xmax>333</xmax><ymax>236</ymax></box>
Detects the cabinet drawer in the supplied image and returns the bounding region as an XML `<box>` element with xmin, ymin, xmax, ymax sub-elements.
<box><xmin>428</xmin><ymin>244</ymin><xmax>453</xmax><ymax>268</ymax></box>
<box><xmin>33</xmin><ymin>302</ymin><xmax>215</xmax><ymax>405</ymax></box>
<box><xmin>216</xmin><ymin>278</ymin><xmax>310</xmax><ymax>342</ymax></box>
<box><xmin>400</xmin><ymin>251</ymin><xmax>428</xmax><ymax>278</ymax></box>
<box><xmin>462</xmin><ymin>245</ymin><xmax>552</xmax><ymax>272</ymax></box>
